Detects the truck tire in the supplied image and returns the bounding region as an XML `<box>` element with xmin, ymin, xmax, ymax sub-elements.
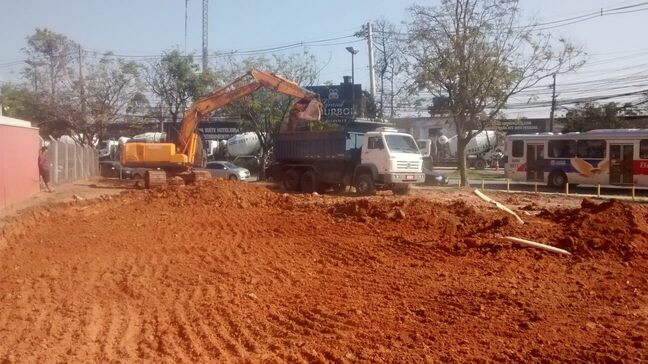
<box><xmin>392</xmin><ymin>184</ymin><xmax>411</xmax><ymax>196</ymax></box>
<box><xmin>474</xmin><ymin>158</ymin><xmax>487</xmax><ymax>170</ymax></box>
<box><xmin>283</xmin><ymin>169</ymin><xmax>300</xmax><ymax>191</ymax></box>
<box><xmin>355</xmin><ymin>174</ymin><xmax>375</xmax><ymax>196</ymax></box>
<box><xmin>300</xmin><ymin>171</ymin><xmax>319</xmax><ymax>193</ymax></box>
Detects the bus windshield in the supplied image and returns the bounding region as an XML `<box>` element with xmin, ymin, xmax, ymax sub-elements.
<box><xmin>385</xmin><ymin>134</ymin><xmax>420</xmax><ymax>154</ymax></box>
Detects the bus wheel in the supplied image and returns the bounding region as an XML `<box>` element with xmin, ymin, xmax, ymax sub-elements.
<box><xmin>548</xmin><ymin>171</ymin><xmax>567</xmax><ymax>189</ymax></box>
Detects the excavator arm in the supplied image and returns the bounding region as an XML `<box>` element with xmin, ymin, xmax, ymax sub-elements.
<box><xmin>176</xmin><ymin>69</ymin><xmax>322</xmax><ymax>156</ymax></box>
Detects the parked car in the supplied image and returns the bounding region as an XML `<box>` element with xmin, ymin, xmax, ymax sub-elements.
<box><xmin>422</xmin><ymin>167</ymin><xmax>449</xmax><ymax>186</ymax></box>
<box><xmin>99</xmin><ymin>161</ymin><xmax>154</xmax><ymax>180</ymax></box>
<box><xmin>232</xmin><ymin>155</ymin><xmax>261</xmax><ymax>175</ymax></box>
<box><xmin>204</xmin><ymin>161</ymin><xmax>250</xmax><ymax>181</ymax></box>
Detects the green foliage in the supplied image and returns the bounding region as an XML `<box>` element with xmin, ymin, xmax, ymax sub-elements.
<box><xmin>146</xmin><ymin>50</ymin><xmax>218</xmax><ymax>123</ymax></box>
<box><xmin>562</xmin><ymin>102</ymin><xmax>633</xmax><ymax>132</ymax></box>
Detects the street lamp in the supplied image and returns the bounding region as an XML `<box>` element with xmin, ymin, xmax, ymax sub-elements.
<box><xmin>346</xmin><ymin>46</ymin><xmax>359</xmax><ymax>119</ymax></box>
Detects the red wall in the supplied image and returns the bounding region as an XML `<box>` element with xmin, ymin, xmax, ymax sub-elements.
<box><xmin>0</xmin><ymin>124</ymin><xmax>40</xmax><ymax>209</ymax></box>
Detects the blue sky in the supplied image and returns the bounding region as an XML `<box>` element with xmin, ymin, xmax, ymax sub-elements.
<box><xmin>2</xmin><ymin>0</ymin><xmax>648</xmax><ymax>118</ymax></box>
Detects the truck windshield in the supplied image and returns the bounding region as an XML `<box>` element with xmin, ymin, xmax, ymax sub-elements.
<box><xmin>385</xmin><ymin>135</ymin><xmax>420</xmax><ymax>154</ymax></box>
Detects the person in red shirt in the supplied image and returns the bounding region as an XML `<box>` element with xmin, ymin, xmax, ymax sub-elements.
<box><xmin>38</xmin><ymin>146</ymin><xmax>53</xmax><ymax>192</ymax></box>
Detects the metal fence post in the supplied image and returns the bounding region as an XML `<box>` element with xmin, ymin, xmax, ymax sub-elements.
<box><xmin>48</xmin><ymin>136</ymin><xmax>58</xmax><ymax>185</ymax></box>
<box><xmin>64</xmin><ymin>143</ymin><xmax>69</xmax><ymax>182</ymax></box>
<box><xmin>74</xmin><ymin>144</ymin><xmax>78</xmax><ymax>180</ymax></box>
<box><xmin>81</xmin><ymin>145</ymin><xmax>85</xmax><ymax>179</ymax></box>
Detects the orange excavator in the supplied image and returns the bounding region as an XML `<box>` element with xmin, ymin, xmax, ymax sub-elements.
<box><xmin>120</xmin><ymin>69</ymin><xmax>322</xmax><ymax>188</ymax></box>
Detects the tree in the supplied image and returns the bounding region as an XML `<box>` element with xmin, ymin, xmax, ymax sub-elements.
<box><xmin>146</xmin><ymin>50</ymin><xmax>217</xmax><ymax>124</ymax></box>
<box><xmin>562</xmin><ymin>102</ymin><xmax>633</xmax><ymax>132</ymax></box>
<box><xmin>19</xmin><ymin>29</ymin><xmax>80</xmax><ymax>139</ymax></box>
<box><xmin>22</xmin><ymin>28</ymin><xmax>77</xmax><ymax>96</ymax></box>
<box><xmin>407</xmin><ymin>0</ymin><xmax>583</xmax><ymax>186</ymax></box>
<box><xmin>81</xmin><ymin>54</ymin><xmax>147</xmax><ymax>143</ymax></box>
<box><xmin>217</xmin><ymin>52</ymin><xmax>319</xmax><ymax>180</ymax></box>
<box><xmin>357</xmin><ymin>20</ymin><xmax>408</xmax><ymax>118</ymax></box>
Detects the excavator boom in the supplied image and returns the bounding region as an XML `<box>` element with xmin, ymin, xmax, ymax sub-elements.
<box><xmin>176</xmin><ymin>69</ymin><xmax>322</xmax><ymax>156</ymax></box>
<box><xmin>121</xmin><ymin>69</ymin><xmax>322</xmax><ymax>178</ymax></box>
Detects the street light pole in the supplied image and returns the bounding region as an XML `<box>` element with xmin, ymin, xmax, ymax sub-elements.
<box><xmin>346</xmin><ymin>46</ymin><xmax>359</xmax><ymax>120</ymax></box>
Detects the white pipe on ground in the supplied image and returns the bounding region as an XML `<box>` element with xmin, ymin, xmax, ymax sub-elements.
<box><xmin>502</xmin><ymin>236</ymin><xmax>572</xmax><ymax>255</ymax></box>
<box><xmin>474</xmin><ymin>189</ymin><xmax>524</xmax><ymax>224</ymax></box>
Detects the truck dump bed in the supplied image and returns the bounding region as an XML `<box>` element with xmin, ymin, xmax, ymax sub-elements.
<box><xmin>275</xmin><ymin>131</ymin><xmax>355</xmax><ymax>162</ymax></box>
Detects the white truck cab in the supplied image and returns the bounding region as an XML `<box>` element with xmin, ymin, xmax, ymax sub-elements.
<box><xmin>356</xmin><ymin>128</ymin><xmax>425</xmax><ymax>194</ymax></box>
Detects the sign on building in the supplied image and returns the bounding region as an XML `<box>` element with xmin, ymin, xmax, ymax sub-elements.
<box><xmin>306</xmin><ymin>84</ymin><xmax>362</xmax><ymax>124</ymax></box>
<box><xmin>496</xmin><ymin>119</ymin><xmax>548</xmax><ymax>134</ymax></box>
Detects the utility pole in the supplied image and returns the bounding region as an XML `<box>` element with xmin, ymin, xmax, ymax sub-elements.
<box><xmin>184</xmin><ymin>0</ymin><xmax>189</xmax><ymax>55</ymax></box>
<box><xmin>202</xmin><ymin>0</ymin><xmax>208</xmax><ymax>72</ymax></box>
<box><xmin>549</xmin><ymin>72</ymin><xmax>557</xmax><ymax>133</ymax></box>
<box><xmin>367</xmin><ymin>22</ymin><xmax>377</xmax><ymax>98</ymax></box>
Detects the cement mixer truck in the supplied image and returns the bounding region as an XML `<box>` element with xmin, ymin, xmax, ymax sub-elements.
<box><xmin>417</xmin><ymin>130</ymin><xmax>500</xmax><ymax>170</ymax></box>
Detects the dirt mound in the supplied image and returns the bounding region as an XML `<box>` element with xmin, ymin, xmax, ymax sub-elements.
<box><xmin>539</xmin><ymin>199</ymin><xmax>648</xmax><ymax>259</ymax></box>
<box><xmin>1</xmin><ymin>181</ymin><xmax>647</xmax><ymax>362</ymax></box>
<box><xmin>136</xmin><ymin>180</ymin><xmax>285</xmax><ymax>209</ymax></box>
<box><xmin>326</xmin><ymin>197</ymin><xmax>518</xmax><ymax>252</ymax></box>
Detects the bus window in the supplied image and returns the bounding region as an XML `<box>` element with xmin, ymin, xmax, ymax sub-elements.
<box><xmin>512</xmin><ymin>140</ymin><xmax>524</xmax><ymax>157</ymax></box>
<box><xmin>548</xmin><ymin>140</ymin><xmax>576</xmax><ymax>158</ymax></box>
<box><xmin>577</xmin><ymin>140</ymin><xmax>606</xmax><ymax>159</ymax></box>
<box><xmin>641</xmin><ymin>140</ymin><xmax>648</xmax><ymax>159</ymax></box>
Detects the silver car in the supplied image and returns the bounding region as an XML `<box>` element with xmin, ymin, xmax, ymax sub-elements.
<box><xmin>205</xmin><ymin>161</ymin><xmax>250</xmax><ymax>181</ymax></box>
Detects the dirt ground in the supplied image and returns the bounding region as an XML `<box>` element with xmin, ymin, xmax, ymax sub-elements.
<box><xmin>0</xmin><ymin>180</ymin><xmax>647</xmax><ymax>363</ymax></box>
<box><xmin>0</xmin><ymin>179</ymin><xmax>129</xmax><ymax>225</ymax></box>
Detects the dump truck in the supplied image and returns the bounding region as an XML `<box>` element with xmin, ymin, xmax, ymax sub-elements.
<box><xmin>266</xmin><ymin>127</ymin><xmax>425</xmax><ymax>195</ymax></box>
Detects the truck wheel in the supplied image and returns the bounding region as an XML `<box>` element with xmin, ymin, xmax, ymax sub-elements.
<box><xmin>300</xmin><ymin>171</ymin><xmax>319</xmax><ymax>193</ymax></box>
<box><xmin>392</xmin><ymin>184</ymin><xmax>411</xmax><ymax>196</ymax></box>
<box><xmin>283</xmin><ymin>169</ymin><xmax>300</xmax><ymax>191</ymax></box>
<box><xmin>355</xmin><ymin>174</ymin><xmax>375</xmax><ymax>196</ymax></box>
<box><xmin>474</xmin><ymin>158</ymin><xmax>487</xmax><ymax>170</ymax></box>
<box><xmin>228</xmin><ymin>174</ymin><xmax>238</xmax><ymax>181</ymax></box>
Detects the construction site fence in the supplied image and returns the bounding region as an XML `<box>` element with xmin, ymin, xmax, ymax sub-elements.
<box><xmin>46</xmin><ymin>136</ymin><xmax>99</xmax><ymax>185</ymax></box>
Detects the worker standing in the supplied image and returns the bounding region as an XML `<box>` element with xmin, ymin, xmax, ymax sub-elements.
<box><xmin>38</xmin><ymin>146</ymin><xmax>53</xmax><ymax>193</ymax></box>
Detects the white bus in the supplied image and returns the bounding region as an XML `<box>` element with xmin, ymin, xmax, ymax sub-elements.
<box><xmin>505</xmin><ymin>129</ymin><xmax>648</xmax><ymax>188</ymax></box>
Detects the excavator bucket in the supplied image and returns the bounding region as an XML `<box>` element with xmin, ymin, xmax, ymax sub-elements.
<box><xmin>282</xmin><ymin>98</ymin><xmax>323</xmax><ymax>131</ymax></box>
<box><xmin>290</xmin><ymin>98</ymin><xmax>322</xmax><ymax>122</ymax></box>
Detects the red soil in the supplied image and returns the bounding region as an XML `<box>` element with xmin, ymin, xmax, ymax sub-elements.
<box><xmin>0</xmin><ymin>181</ymin><xmax>646</xmax><ymax>362</ymax></box>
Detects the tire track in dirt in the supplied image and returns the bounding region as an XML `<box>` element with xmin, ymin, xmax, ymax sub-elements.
<box><xmin>184</xmin><ymin>299</ymin><xmax>227</xmax><ymax>360</ymax></box>
<box><xmin>171</xmin><ymin>297</ymin><xmax>211</xmax><ymax>360</ymax></box>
